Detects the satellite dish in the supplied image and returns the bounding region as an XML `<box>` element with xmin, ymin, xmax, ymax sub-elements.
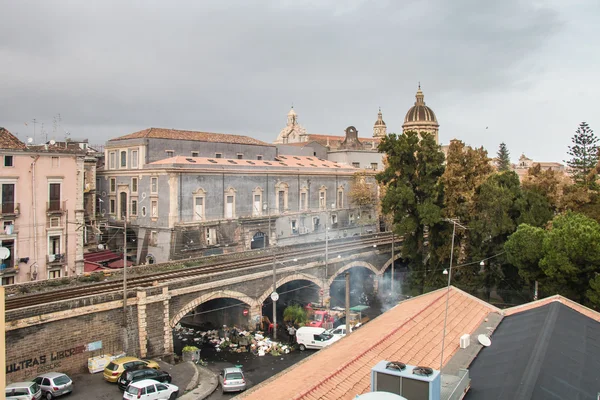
<box><xmin>478</xmin><ymin>334</ymin><xmax>491</xmax><ymax>347</ymax></box>
<box><xmin>97</xmin><ymin>244</ymin><xmax>104</xmax><ymax>250</ymax></box>
<box><xmin>27</xmin><ymin>137</ymin><xmax>33</xmax><ymax>144</ymax></box>
<box><xmin>50</xmin><ymin>139</ymin><xmax>56</xmax><ymax>145</ymax></box>
<box><xmin>0</xmin><ymin>247</ymin><xmax>10</xmax><ymax>260</ymax></box>
<box><xmin>141</xmin><ymin>192</ymin><xmax>147</xmax><ymax>199</ymax></box>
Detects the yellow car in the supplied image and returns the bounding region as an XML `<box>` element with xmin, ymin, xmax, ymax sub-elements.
<box><xmin>103</xmin><ymin>356</ymin><xmax>160</xmax><ymax>382</ymax></box>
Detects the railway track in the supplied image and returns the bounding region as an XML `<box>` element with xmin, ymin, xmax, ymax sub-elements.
<box><xmin>6</xmin><ymin>234</ymin><xmax>394</xmax><ymax>311</ymax></box>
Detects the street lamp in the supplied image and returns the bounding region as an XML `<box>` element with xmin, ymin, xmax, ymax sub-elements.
<box><xmin>439</xmin><ymin>218</ymin><xmax>467</xmax><ymax>371</ymax></box>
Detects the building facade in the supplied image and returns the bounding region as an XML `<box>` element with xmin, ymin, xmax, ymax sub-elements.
<box><xmin>97</xmin><ymin>128</ymin><xmax>378</xmax><ymax>264</ymax></box>
<box><xmin>0</xmin><ymin>128</ymin><xmax>90</xmax><ymax>285</ymax></box>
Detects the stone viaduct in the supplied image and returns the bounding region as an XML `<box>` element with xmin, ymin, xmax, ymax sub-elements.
<box><xmin>5</xmin><ymin>243</ymin><xmax>400</xmax><ymax>382</ymax></box>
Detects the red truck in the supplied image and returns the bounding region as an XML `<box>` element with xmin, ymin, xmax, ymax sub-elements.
<box><xmin>305</xmin><ymin>304</ymin><xmax>343</xmax><ymax>329</ymax></box>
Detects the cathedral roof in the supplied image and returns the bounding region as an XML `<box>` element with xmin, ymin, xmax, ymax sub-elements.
<box><xmin>403</xmin><ymin>86</ymin><xmax>438</xmax><ymax>125</ymax></box>
<box><xmin>374</xmin><ymin>107</ymin><xmax>386</xmax><ymax>127</ymax></box>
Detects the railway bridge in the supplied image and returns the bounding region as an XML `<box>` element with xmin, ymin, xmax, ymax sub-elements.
<box><xmin>4</xmin><ymin>234</ymin><xmax>402</xmax><ymax>382</ymax></box>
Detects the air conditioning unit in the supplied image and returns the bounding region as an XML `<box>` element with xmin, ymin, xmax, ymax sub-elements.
<box><xmin>48</xmin><ymin>254</ymin><xmax>56</xmax><ymax>262</ymax></box>
<box><xmin>371</xmin><ymin>361</ymin><xmax>441</xmax><ymax>400</ymax></box>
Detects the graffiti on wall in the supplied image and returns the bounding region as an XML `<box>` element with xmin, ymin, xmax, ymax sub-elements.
<box><xmin>7</xmin><ymin>341</ymin><xmax>102</xmax><ymax>375</ymax></box>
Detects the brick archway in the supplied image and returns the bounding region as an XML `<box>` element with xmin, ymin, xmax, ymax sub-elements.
<box><xmin>381</xmin><ymin>253</ymin><xmax>404</xmax><ymax>274</ymax></box>
<box><xmin>257</xmin><ymin>272</ymin><xmax>323</xmax><ymax>306</ymax></box>
<box><xmin>327</xmin><ymin>261</ymin><xmax>380</xmax><ymax>287</ymax></box>
<box><xmin>170</xmin><ymin>289</ymin><xmax>258</xmax><ymax>328</ymax></box>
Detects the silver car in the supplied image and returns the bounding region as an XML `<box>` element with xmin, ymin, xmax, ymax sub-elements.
<box><xmin>33</xmin><ymin>372</ymin><xmax>73</xmax><ymax>399</ymax></box>
<box><xmin>219</xmin><ymin>367</ymin><xmax>246</xmax><ymax>393</ymax></box>
<box><xmin>5</xmin><ymin>382</ymin><xmax>42</xmax><ymax>400</ymax></box>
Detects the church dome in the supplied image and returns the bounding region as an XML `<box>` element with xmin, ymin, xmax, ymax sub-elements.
<box><xmin>404</xmin><ymin>87</ymin><xmax>437</xmax><ymax>124</ymax></box>
<box><xmin>402</xmin><ymin>85</ymin><xmax>439</xmax><ymax>144</ymax></box>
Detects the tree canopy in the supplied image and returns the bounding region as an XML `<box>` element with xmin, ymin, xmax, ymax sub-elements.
<box><xmin>496</xmin><ymin>142</ymin><xmax>511</xmax><ymax>172</ymax></box>
<box><xmin>376</xmin><ymin>131</ymin><xmax>445</xmax><ymax>293</ymax></box>
<box><xmin>566</xmin><ymin>122</ymin><xmax>598</xmax><ymax>186</ymax></box>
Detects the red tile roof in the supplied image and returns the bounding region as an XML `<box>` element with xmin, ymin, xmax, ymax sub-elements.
<box><xmin>0</xmin><ymin>128</ymin><xmax>27</xmax><ymax>150</ymax></box>
<box><xmin>84</xmin><ymin>261</ymin><xmax>106</xmax><ymax>273</ymax></box>
<box><xmin>84</xmin><ymin>250</ymin><xmax>121</xmax><ymax>264</ymax></box>
<box><xmin>240</xmin><ymin>287</ymin><xmax>500</xmax><ymax>400</ymax></box>
<box><xmin>109</xmin><ymin>127</ymin><xmax>272</xmax><ymax>146</ymax></box>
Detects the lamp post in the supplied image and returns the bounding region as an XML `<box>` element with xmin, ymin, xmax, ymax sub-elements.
<box><xmin>439</xmin><ymin>218</ymin><xmax>467</xmax><ymax>371</ymax></box>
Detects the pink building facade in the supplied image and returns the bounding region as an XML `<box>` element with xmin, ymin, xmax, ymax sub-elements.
<box><xmin>0</xmin><ymin>128</ymin><xmax>85</xmax><ymax>284</ymax></box>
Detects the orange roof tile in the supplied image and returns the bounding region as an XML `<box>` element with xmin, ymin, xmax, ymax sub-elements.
<box><xmin>109</xmin><ymin>127</ymin><xmax>272</xmax><ymax>146</ymax></box>
<box><xmin>149</xmin><ymin>155</ymin><xmax>351</xmax><ymax>170</ymax></box>
<box><xmin>240</xmin><ymin>287</ymin><xmax>500</xmax><ymax>400</ymax></box>
<box><xmin>0</xmin><ymin>127</ymin><xmax>27</xmax><ymax>150</ymax></box>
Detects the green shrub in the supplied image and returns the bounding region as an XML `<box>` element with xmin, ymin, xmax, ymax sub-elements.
<box><xmin>182</xmin><ymin>345</ymin><xmax>200</xmax><ymax>353</ymax></box>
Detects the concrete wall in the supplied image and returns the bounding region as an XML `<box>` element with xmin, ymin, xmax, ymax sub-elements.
<box><xmin>146</xmin><ymin>139</ymin><xmax>277</xmax><ymax>163</ymax></box>
<box><xmin>327</xmin><ymin>150</ymin><xmax>384</xmax><ymax>170</ymax></box>
<box><xmin>5</xmin><ymin>307</ymin><xmax>131</xmax><ymax>383</ymax></box>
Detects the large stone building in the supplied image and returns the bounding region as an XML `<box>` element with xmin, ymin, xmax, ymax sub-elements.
<box><xmin>97</xmin><ymin>128</ymin><xmax>377</xmax><ymax>264</ymax></box>
<box><xmin>0</xmin><ymin>128</ymin><xmax>98</xmax><ymax>285</ymax></box>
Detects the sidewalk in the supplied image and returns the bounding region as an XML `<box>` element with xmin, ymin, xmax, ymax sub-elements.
<box><xmin>179</xmin><ymin>363</ymin><xmax>219</xmax><ymax>400</ymax></box>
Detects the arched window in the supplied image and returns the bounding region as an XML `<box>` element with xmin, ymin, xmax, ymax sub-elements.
<box><xmin>193</xmin><ymin>188</ymin><xmax>206</xmax><ymax>221</ymax></box>
<box><xmin>275</xmin><ymin>182</ymin><xmax>289</xmax><ymax>214</ymax></box>
<box><xmin>319</xmin><ymin>185</ymin><xmax>327</xmax><ymax>210</ymax></box>
<box><xmin>252</xmin><ymin>187</ymin><xmax>263</xmax><ymax>217</ymax></box>
<box><xmin>224</xmin><ymin>187</ymin><xmax>236</xmax><ymax>219</ymax></box>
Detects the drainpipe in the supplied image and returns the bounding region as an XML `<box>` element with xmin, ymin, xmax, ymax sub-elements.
<box><xmin>31</xmin><ymin>155</ymin><xmax>40</xmax><ymax>280</ymax></box>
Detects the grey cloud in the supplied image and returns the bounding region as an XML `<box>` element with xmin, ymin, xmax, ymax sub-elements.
<box><xmin>0</xmin><ymin>0</ymin><xmax>570</xmax><ymax>156</ymax></box>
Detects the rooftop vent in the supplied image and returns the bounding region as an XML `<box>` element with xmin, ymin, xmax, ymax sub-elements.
<box><xmin>185</xmin><ymin>158</ymin><xmax>197</xmax><ymax>163</ymax></box>
<box><xmin>460</xmin><ymin>334</ymin><xmax>470</xmax><ymax>349</ymax></box>
<box><xmin>293</xmin><ymin>156</ymin><xmax>301</xmax><ymax>160</ymax></box>
<box><xmin>264</xmin><ymin>161</ymin><xmax>272</xmax><ymax>165</ymax></box>
<box><xmin>208</xmin><ymin>159</ymin><xmax>217</xmax><ymax>164</ymax></box>
<box><xmin>227</xmin><ymin>160</ymin><xmax>238</xmax><ymax>164</ymax></box>
<box><xmin>246</xmin><ymin>161</ymin><xmax>255</xmax><ymax>165</ymax></box>
<box><xmin>306</xmin><ymin>157</ymin><xmax>314</xmax><ymax>161</ymax></box>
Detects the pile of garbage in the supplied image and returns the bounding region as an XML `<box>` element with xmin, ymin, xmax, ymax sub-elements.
<box><xmin>174</xmin><ymin>324</ymin><xmax>293</xmax><ymax>356</ymax></box>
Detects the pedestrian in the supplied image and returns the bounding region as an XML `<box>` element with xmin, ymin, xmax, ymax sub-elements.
<box><xmin>287</xmin><ymin>323</ymin><xmax>296</xmax><ymax>345</ymax></box>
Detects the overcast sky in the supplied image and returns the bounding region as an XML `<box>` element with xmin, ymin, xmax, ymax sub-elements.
<box><xmin>1</xmin><ymin>0</ymin><xmax>598</xmax><ymax>163</ymax></box>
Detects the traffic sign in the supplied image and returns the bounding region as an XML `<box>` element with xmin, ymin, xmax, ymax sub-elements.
<box><xmin>271</xmin><ymin>292</ymin><xmax>279</xmax><ymax>302</ymax></box>
<box><xmin>243</xmin><ymin>309</ymin><xmax>249</xmax><ymax>316</ymax></box>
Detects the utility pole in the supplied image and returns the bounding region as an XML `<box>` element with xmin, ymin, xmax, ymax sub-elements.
<box><xmin>391</xmin><ymin>230</ymin><xmax>395</xmax><ymax>297</ymax></box>
<box><xmin>345</xmin><ymin>272</ymin><xmax>350</xmax><ymax>336</ymax></box>
<box><xmin>272</xmin><ymin>253</ymin><xmax>277</xmax><ymax>340</ymax></box>
<box><xmin>65</xmin><ymin>211</ymin><xmax>69</xmax><ymax>273</ymax></box>
<box><xmin>323</xmin><ymin>209</ymin><xmax>328</xmax><ymax>307</ymax></box>
<box><xmin>534</xmin><ymin>280</ymin><xmax>539</xmax><ymax>301</ymax></box>
<box><xmin>0</xmin><ymin>286</ymin><xmax>6</xmax><ymax>391</ymax></box>
<box><xmin>122</xmin><ymin>221</ymin><xmax>128</xmax><ymax>351</ymax></box>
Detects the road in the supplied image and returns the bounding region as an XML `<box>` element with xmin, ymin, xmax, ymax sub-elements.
<box><xmin>203</xmin><ymin>347</ymin><xmax>314</xmax><ymax>399</ymax></box>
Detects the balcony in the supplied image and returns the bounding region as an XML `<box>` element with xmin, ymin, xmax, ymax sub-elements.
<box><xmin>47</xmin><ymin>200</ymin><xmax>67</xmax><ymax>214</ymax></box>
<box><xmin>1</xmin><ymin>202</ymin><xmax>20</xmax><ymax>217</ymax></box>
<box><xmin>47</xmin><ymin>253</ymin><xmax>66</xmax><ymax>265</ymax></box>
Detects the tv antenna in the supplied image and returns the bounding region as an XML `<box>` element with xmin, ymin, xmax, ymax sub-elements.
<box><xmin>32</xmin><ymin>118</ymin><xmax>37</xmax><ymax>143</ymax></box>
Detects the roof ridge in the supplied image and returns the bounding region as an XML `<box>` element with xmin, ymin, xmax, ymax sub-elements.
<box><xmin>294</xmin><ymin>290</ymin><xmax>449</xmax><ymax>400</ymax></box>
<box><xmin>503</xmin><ymin>294</ymin><xmax>600</xmax><ymax>321</ymax></box>
<box><xmin>449</xmin><ymin>285</ymin><xmax>503</xmax><ymax>313</ymax></box>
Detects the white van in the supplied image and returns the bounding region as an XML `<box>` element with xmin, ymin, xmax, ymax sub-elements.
<box><xmin>328</xmin><ymin>325</ymin><xmax>351</xmax><ymax>338</ymax></box>
<box><xmin>296</xmin><ymin>326</ymin><xmax>341</xmax><ymax>351</ymax></box>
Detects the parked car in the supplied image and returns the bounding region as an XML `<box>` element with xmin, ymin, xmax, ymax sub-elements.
<box><xmin>327</xmin><ymin>325</ymin><xmax>351</xmax><ymax>338</ymax></box>
<box><xmin>219</xmin><ymin>367</ymin><xmax>246</xmax><ymax>393</ymax></box>
<box><xmin>122</xmin><ymin>379</ymin><xmax>179</xmax><ymax>400</ymax></box>
<box><xmin>33</xmin><ymin>372</ymin><xmax>73</xmax><ymax>399</ymax></box>
<box><xmin>118</xmin><ymin>368</ymin><xmax>172</xmax><ymax>391</ymax></box>
<box><xmin>296</xmin><ymin>326</ymin><xmax>342</xmax><ymax>350</ymax></box>
<box><xmin>103</xmin><ymin>356</ymin><xmax>160</xmax><ymax>382</ymax></box>
<box><xmin>5</xmin><ymin>381</ymin><xmax>42</xmax><ymax>400</ymax></box>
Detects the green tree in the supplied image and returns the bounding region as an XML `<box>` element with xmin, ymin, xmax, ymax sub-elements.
<box><xmin>283</xmin><ymin>304</ymin><xmax>308</xmax><ymax>326</ymax></box>
<box><xmin>376</xmin><ymin>131</ymin><xmax>445</xmax><ymax>293</ymax></box>
<box><xmin>516</xmin><ymin>187</ymin><xmax>553</xmax><ymax>228</ymax></box>
<box><xmin>440</xmin><ymin>140</ymin><xmax>492</xmax><ymax>269</ymax></box>
<box><xmin>466</xmin><ymin>171</ymin><xmax>524</xmax><ymax>300</ymax></box>
<box><xmin>505</xmin><ymin>223</ymin><xmax>546</xmax><ymax>283</ymax></box>
<box><xmin>566</xmin><ymin>122</ymin><xmax>598</xmax><ymax>186</ymax></box>
<box><xmin>540</xmin><ymin>212</ymin><xmax>600</xmax><ymax>303</ymax></box>
<box><xmin>496</xmin><ymin>142</ymin><xmax>511</xmax><ymax>172</ymax></box>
